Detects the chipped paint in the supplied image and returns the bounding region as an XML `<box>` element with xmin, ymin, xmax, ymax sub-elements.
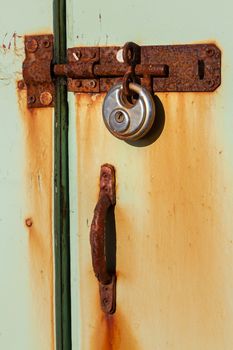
<box><xmin>72</xmin><ymin>90</ymin><xmax>233</xmax><ymax>349</ymax></box>
<box><xmin>0</xmin><ymin>33</ymin><xmax>24</xmax><ymax>86</ymax></box>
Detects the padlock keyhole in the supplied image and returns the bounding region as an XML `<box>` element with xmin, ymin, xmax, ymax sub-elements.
<box><xmin>115</xmin><ymin>111</ymin><xmax>125</xmax><ymax>123</ymax></box>
<box><xmin>103</xmin><ymin>82</ymin><xmax>155</xmax><ymax>141</ymax></box>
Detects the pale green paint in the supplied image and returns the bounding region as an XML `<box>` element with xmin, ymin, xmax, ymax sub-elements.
<box><xmin>0</xmin><ymin>1</ymin><xmax>53</xmax><ymax>349</ymax></box>
<box><xmin>67</xmin><ymin>0</ymin><xmax>232</xmax><ymax>46</ymax></box>
<box><xmin>0</xmin><ymin>82</ymin><xmax>32</xmax><ymax>350</ymax></box>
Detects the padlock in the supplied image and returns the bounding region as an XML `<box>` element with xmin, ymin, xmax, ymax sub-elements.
<box><xmin>102</xmin><ymin>82</ymin><xmax>155</xmax><ymax>141</ymax></box>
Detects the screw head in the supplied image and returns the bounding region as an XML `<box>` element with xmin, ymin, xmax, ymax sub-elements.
<box><xmin>17</xmin><ymin>80</ymin><xmax>25</xmax><ymax>89</ymax></box>
<box><xmin>75</xmin><ymin>80</ymin><xmax>82</xmax><ymax>88</ymax></box>
<box><xmin>89</xmin><ymin>80</ymin><xmax>97</xmax><ymax>88</ymax></box>
<box><xmin>42</xmin><ymin>39</ymin><xmax>50</xmax><ymax>48</ymax></box>
<box><xmin>26</xmin><ymin>38</ymin><xmax>38</xmax><ymax>53</ymax></box>
<box><xmin>25</xmin><ymin>218</ymin><xmax>33</xmax><ymax>227</ymax></box>
<box><xmin>206</xmin><ymin>47</ymin><xmax>215</xmax><ymax>57</ymax></box>
<box><xmin>28</xmin><ymin>95</ymin><xmax>36</xmax><ymax>104</ymax></box>
<box><xmin>39</xmin><ymin>91</ymin><xmax>53</xmax><ymax>106</ymax></box>
<box><xmin>103</xmin><ymin>298</ymin><xmax>109</xmax><ymax>306</ymax></box>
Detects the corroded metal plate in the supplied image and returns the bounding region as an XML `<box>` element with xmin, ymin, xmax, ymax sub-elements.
<box><xmin>67</xmin><ymin>44</ymin><xmax>221</xmax><ymax>93</ymax></box>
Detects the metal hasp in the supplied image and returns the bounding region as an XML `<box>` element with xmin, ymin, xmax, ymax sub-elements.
<box><xmin>22</xmin><ymin>34</ymin><xmax>221</xmax><ymax>108</ymax></box>
<box><xmin>90</xmin><ymin>164</ymin><xmax>116</xmax><ymax>314</ymax></box>
<box><xmin>22</xmin><ymin>35</ymin><xmax>54</xmax><ymax>108</ymax></box>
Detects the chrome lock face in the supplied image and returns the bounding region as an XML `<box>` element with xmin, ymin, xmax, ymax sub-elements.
<box><xmin>102</xmin><ymin>83</ymin><xmax>155</xmax><ymax>141</ymax></box>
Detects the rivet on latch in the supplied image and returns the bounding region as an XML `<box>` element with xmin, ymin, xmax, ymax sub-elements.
<box><xmin>17</xmin><ymin>80</ymin><xmax>25</xmax><ymax>90</ymax></box>
<box><xmin>42</xmin><ymin>39</ymin><xmax>50</xmax><ymax>48</ymax></box>
<box><xmin>88</xmin><ymin>80</ymin><xmax>97</xmax><ymax>88</ymax></box>
<box><xmin>206</xmin><ymin>47</ymin><xmax>215</xmax><ymax>57</ymax></box>
<box><xmin>39</xmin><ymin>91</ymin><xmax>53</xmax><ymax>106</ymax></box>
<box><xmin>75</xmin><ymin>80</ymin><xmax>82</xmax><ymax>88</ymax></box>
<box><xmin>25</xmin><ymin>38</ymin><xmax>38</xmax><ymax>53</ymax></box>
<box><xmin>27</xmin><ymin>95</ymin><xmax>36</xmax><ymax>105</ymax></box>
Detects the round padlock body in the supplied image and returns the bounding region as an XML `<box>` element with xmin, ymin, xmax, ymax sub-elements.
<box><xmin>102</xmin><ymin>83</ymin><xmax>155</xmax><ymax>141</ymax></box>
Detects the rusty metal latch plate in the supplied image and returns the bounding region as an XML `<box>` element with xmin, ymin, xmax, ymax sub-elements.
<box><xmin>22</xmin><ymin>35</ymin><xmax>54</xmax><ymax>108</ymax></box>
<box><xmin>66</xmin><ymin>44</ymin><xmax>221</xmax><ymax>93</ymax></box>
<box><xmin>22</xmin><ymin>34</ymin><xmax>221</xmax><ymax>108</ymax></box>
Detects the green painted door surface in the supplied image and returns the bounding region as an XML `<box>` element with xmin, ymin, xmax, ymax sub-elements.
<box><xmin>1</xmin><ymin>0</ymin><xmax>233</xmax><ymax>349</ymax></box>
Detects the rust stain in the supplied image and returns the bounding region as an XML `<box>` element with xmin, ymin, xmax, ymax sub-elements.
<box><xmin>17</xmin><ymin>88</ymin><xmax>54</xmax><ymax>349</ymax></box>
<box><xmin>91</xmin><ymin>313</ymin><xmax>120</xmax><ymax>350</ymax></box>
<box><xmin>90</xmin><ymin>301</ymin><xmax>139</xmax><ymax>350</ymax></box>
<box><xmin>75</xmin><ymin>94</ymin><xmax>141</xmax><ymax>349</ymax></box>
<box><xmin>74</xmin><ymin>90</ymin><xmax>233</xmax><ymax>349</ymax></box>
<box><xmin>139</xmin><ymin>92</ymin><xmax>230</xmax><ymax>348</ymax></box>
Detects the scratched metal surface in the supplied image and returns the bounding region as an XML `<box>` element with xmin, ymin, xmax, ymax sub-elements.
<box><xmin>68</xmin><ymin>0</ymin><xmax>233</xmax><ymax>349</ymax></box>
<box><xmin>0</xmin><ymin>1</ymin><xmax>54</xmax><ymax>349</ymax></box>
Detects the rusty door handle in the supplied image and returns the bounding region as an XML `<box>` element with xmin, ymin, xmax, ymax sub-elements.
<box><xmin>90</xmin><ymin>194</ymin><xmax>114</xmax><ymax>284</ymax></box>
<box><xmin>90</xmin><ymin>164</ymin><xmax>116</xmax><ymax>314</ymax></box>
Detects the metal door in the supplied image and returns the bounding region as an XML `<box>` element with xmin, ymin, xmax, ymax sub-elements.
<box><xmin>67</xmin><ymin>1</ymin><xmax>233</xmax><ymax>349</ymax></box>
<box><xmin>1</xmin><ymin>0</ymin><xmax>233</xmax><ymax>349</ymax></box>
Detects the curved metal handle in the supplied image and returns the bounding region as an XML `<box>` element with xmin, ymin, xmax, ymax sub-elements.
<box><xmin>90</xmin><ymin>193</ymin><xmax>113</xmax><ymax>284</ymax></box>
<box><xmin>90</xmin><ymin>164</ymin><xmax>116</xmax><ymax>314</ymax></box>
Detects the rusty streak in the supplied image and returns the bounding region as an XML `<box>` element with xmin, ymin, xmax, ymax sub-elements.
<box><xmin>17</xmin><ymin>87</ymin><xmax>54</xmax><ymax>349</ymax></box>
<box><xmin>74</xmin><ymin>90</ymin><xmax>233</xmax><ymax>349</ymax></box>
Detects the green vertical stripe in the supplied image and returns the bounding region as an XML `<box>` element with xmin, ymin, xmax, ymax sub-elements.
<box><xmin>53</xmin><ymin>0</ymin><xmax>72</xmax><ymax>349</ymax></box>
